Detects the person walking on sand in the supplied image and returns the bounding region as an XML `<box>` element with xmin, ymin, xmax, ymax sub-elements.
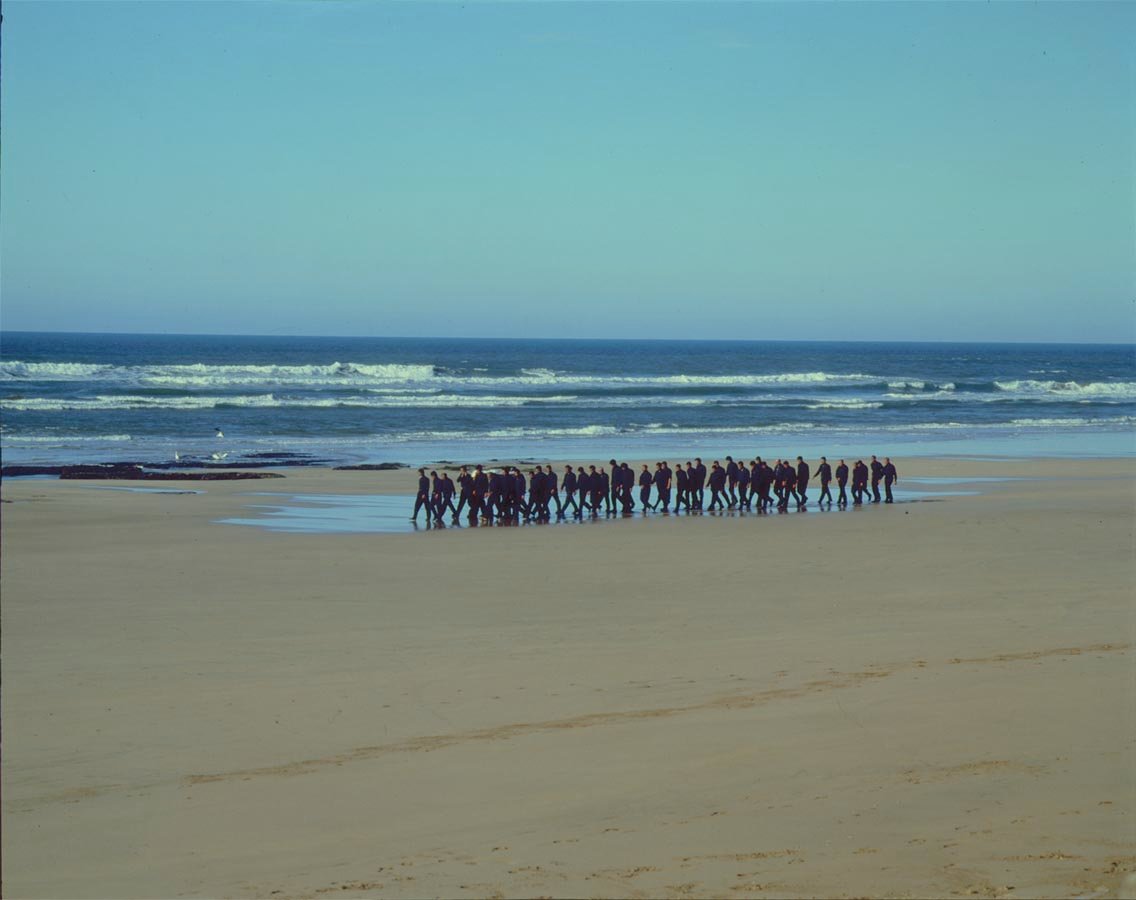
<box><xmin>576</xmin><ymin>466</ymin><xmax>592</xmax><ymax>515</ymax></box>
<box><xmin>882</xmin><ymin>457</ymin><xmax>898</xmax><ymax>503</ymax></box>
<box><xmin>592</xmin><ymin>466</ymin><xmax>606</xmax><ymax>514</ymax></box>
<box><xmin>483</xmin><ymin>468</ymin><xmax>502</xmax><ymax>515</ymax></box>
<box><xmin>852</xmin><ymin>460</ymin><xmax>868</xmax><ymax>505</ymax></box>
<box><xmin>472</xmin><ymin>464</ymin><xmax>489</xmax><ymax>520</ymax></box>
<box><xmin>725</xmin><ymin>456</ymin><xmax>739</xmax><ymax>507</ymax></box>
<box><xmin>835</xmin><ymin>459</ymin><xmax>849</xmax><ymax>508</ymax></box>
<box><xmin>674</xmin><ymin>462</ymin><xmax>691</xmax><ymax>511</ymax></box>
<box><xmin>546</xmin><ymin>464</ymin><xmax>563</xmax><ymax>517</ymax></box>
<box><xmin>756</xmin><ymin>459</ymin><xmax>773</xmax><ymax>511</ymax></box>
<box><xmin>795</xmin><ymin>456</ymin><xmax>810</xmax><ymax>509</ymax></box>
<box><xmin>736</xmin><ymin>456</ymin><xmax>751</xmax><ymax>508</ymax></box>
<box><xmin>430</xmin><ymin>470</ymin><xmax>445</xmax><ymax>520</ymax></box>
<box><xmin>771</xmin><ymin>459</ymin><xmax>785</xmax><ymax>509</ymax></box>
<box><xmin>411</xmin><ymin>468</ymin><xmax>433</xmax><ymax>521</ymax></box>
<box><xmin>693</xmin><ymin>458</ymin><xmax>707</xmax><ymax>509</ymax></box>
<box><xmin>619</xmin><ymin>462</ymin><xmax>635</xmax><ymax>512</ymax></box>
<box><xmin>776</xmin><ymin>460</ymin><xmax>795</xmax><ymax>510</ymax></box>
<box><xmin>747</xmin><ymin>459</ymin><xmax>761</xmax><ymax>509</ymax></box>
<box><xmin>528</xmin><ymin>465</ymin><xmax>546</xmax><ymax>520</ymax></box>
<box><xmin>590</xmin><ymin>465</ymin><xmax>604</xmax><ymax>515</ymax></box>
<box><xmin>513</xmin><ymin>467</ymin><xmax>528</xmax><ymax>520</ymax></box>
<box><xmin>707</xmin><ymin>461</ymin><xmax>727</xmax><ymax>510</ymax></box>
<box><xmin>870</xmin><ymin>455</ymin><xmax>884</xmax><ymax>503</ymax></box>
<box><xmin>815</xmin><ymin>456</ymin><xmax>833</xmax><ymax>506</ymax></box>
<box><xmin>639</xmin><ymin>464</ymin><xmax>654</xmax><ymax>511</ymax></box>
<box><xmin>561</xmin><ymin>464</ymin><xmax>580</xmax><ymax>517</ymax></box>
<box><xmin>437</xmin><ymin>471</ymin><xmax>457</xmax><ymax>518</ymax></box>
<box><xmin>608</xmin><ymin>460</ymin><xmax>621</xmax><ymax>512</ymax></box>
<box><xmin>454</xmin><ymin>466</ymin><xmax>473</xmax><ymax>519</ymax></box>
<box><xmin>654</xmin><ymin>460</ymin><xmax>672</xmax><ymax>512</ymax></box>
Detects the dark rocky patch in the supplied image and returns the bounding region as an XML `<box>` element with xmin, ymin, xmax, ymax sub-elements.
<box><xmin>333</xmin><ymin>462</ymin><xmax>408</xmax><ymax>471</ymax></box>
<box><xmin>3</xmin><ymin>464</ymin><xmax>283</xmax><ymax>481</ymax></box>
<box><xmin>59</xmin><ymin>466</ymin><xmax>284</xmax><ymax>481</ymax></box>
<box><xmin>3</xmin><ymin>452</ymin><xmax>335</xmax><ymax>480</ymax></box>
<box><xmin>1</xmin><ymin>466</ymin><xmax>63</xmax><ymax>478</ymax></box>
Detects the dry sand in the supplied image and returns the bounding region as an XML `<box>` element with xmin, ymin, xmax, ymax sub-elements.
<box><xmin>2</xmin><ymin>457</ymin><xmax>1134</xmax><ymax>899</ymax></box>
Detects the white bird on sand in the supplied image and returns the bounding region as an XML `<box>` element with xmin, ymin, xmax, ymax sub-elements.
<box><xmin>215</xmin><ymin>428</ymin><xmax>225</xmax><ymax>438</ymax></box>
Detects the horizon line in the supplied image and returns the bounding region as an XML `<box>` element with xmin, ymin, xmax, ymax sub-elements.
<box><xmin>1</xmin><ymin>329</ymin><xmax>1134</xmax><ymax>348</ymax></box>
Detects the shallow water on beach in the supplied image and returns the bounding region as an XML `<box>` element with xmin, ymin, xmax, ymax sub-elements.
<box><xmin>217</xmin><ymin>485</ymin><xmax>982</xmax><ymax>535</ymax></box>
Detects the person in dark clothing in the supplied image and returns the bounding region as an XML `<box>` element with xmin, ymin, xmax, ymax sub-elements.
<box><xmin>637</xmin><ymin>464</ymin><xmax>653</xmax><ymax>510</ymax></box>
<box><xmin>751</xmin><ymin>461</ymin><xmax>766</xmax><ymax>511</ymax></box>
<box><xmin>546</xmin><ymin>465</ymin><xmax>562</xmax><ymax>517</ymax></box>
<box><xmin>725</xmin><ymin>456</ymin><xmax>739</xmax><ymax>507</ymax></box>
<box><xmin>486</xmin><ymin>468</ymin><xmax>502</xmax><ymax>520</ymax></box>
<box><xmin>835</xmin><ymin>459</ymin><xmax>849</xmax><ymax>508</ymax></box>
<box><xmin>780</xmin><ymin>461</ymin><xmax>797</xmax><ymax>510</ymax></box>
<box><xmin>882</xmin><ymin>457</ymin><xmax>898</xmax><ymax>503</ymax></box>
<box><xmin>762</xmin><ymin>460</ymin><xmax>777</xmax><ymax>511</ymax></box>
<box><xmin>771</xmin><ymin>460</ymin><xmax>784</xmax><ymax>508</ymax></box>
<box><xmin>561</xmin><ymin>465</ymin><xmax>580</xmax><ymax>516</ymax></box>
<box><xmin>674</xmin><ymin>463</ymin><xmax>691</xmax><ymax>511</ymax></box>
<box><xmin>498</xmin><ymin>468</ymin><xmax>513</xmax><ymax>518</ymax></box>
<box><xmin>499</xmin><ymin>468</ymin><xmax>513</xmax><ymax>518</ymax></box>
<box><xmin>608</xmin><ymin>460</ymin><xmax>621</xmax><ymax>512</ymax></box>
<box><xmin>795</xmin><ymin>456</ymin><xmax>810</xmax><ymax>509</ymax></box>
<box><xmin>585</xmin><ymin>466</ymin><xmax>597</xmax><ymax>514</ymax></box>
<box><xmin>590</xmin><ymin>465</ymin><xmax>604</xmax><ymax>515</ymax></box>
<box><xmin>513</xmin><ymin>468</ymin><xmax>528</xmax><ymax>519</ymax></box>
<box><xmin>693</xmin><ymin>458</ymin><xmax>707</xmax><ymax>509</ymax></box>
<box><xmin>437</xmin><ymin>471</ymin><xmax>457</xmax><ymax>518</ymax></box>
<box><xmin>653</xmin><ymin>461</ymin><xmax>671</xmax><ymax>512</ymax></box>
<box><xmin>411</xmin><ymin>468</ymin><xmax>433</xmax><ymax>521</ymax></box>
<box><xmin>572</xmin><ymin>463</ymin><xmax>590</xmax><ymax>513</ymax></box>
<box><xmin>736</xmin><ymin>458</ymin><xmax>751</xmax><ymax>508</ymax></box>
<box><xmin>454</xmin><ymin>466</ymin><xmax>473</xmax><ymax>519</ymax></box>
<box><xmin>529</xmin><ymin>466</ymin><xmax>546</xmax><ymax>520</ymax></box>
<box><xmin>472</xmin><ymin>464</ymin><xmax>489</xmax><ymax>519</ymax></box>
<box><xmin>870</xmin><ymin>455</ymin><xmax>884</xmax><ymax>503</ymax></box>
<box><xmin>747</xmin><ymin>460</ymin><xmax>761</xmax><ymax>509</ymax></box>
<box><xmin>707</xmin><ymin>461</ymin><xmax>727</xmax><ymax>510</ymax></box>
<box><xmin>430</xmin><ymin>470</ymin><xmax>444</xmax><ymax>519</ymax></box>
<box><xmin>619</xmin><ymin>462</ymin><xmax>634</xmax><ymax>512</ymax></box>
<box><xmin>852</xmin><ymin>460</ymin><xmax>869</xmax><ymax>505</ymax></box>
<box><xmin>815</xmin><ymin>456</ymin><xmax>832</xmax><ymax>506</ymax></box>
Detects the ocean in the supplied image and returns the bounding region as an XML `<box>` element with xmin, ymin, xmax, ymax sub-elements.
<box><xmin>2</xmin><ymin>332</ymin><xmax>1133</xmax><ymax>468</ymax></box>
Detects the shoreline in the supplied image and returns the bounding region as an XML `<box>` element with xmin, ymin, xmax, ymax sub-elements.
<box><xmin>3</xmin><ymin>456</ymin><xmax>1133</xmax><ymax>898</ymax></box>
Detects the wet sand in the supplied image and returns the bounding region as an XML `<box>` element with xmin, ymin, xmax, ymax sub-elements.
<box><xmin>2</xmin><ymin>457</ymin><xmax>1134</xmax><ymax>899</ymax></box>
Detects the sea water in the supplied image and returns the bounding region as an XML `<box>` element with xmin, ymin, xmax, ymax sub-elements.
<box><xmin>2</xmin><ymin>333</ymin><xmax>1133</xmax><ymax>467</ymax></box>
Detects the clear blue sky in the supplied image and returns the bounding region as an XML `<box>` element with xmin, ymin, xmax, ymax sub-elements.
<box><xmin>2</xmin><ymin>1</ymin><xmax>1133</xmax><ymax>342</ymax></box>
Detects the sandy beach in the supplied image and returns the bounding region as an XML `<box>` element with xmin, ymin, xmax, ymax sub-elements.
<box><xmin>2</xmin><ymin>456</ymin><xmax>1133</xmax><ymax>899</ymax></box>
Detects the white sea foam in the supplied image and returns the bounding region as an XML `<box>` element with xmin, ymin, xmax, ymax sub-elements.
<box><xmin>0</xmin><ymin>360</ymin><xmax>900</xmax><ymax>392</ymax></box>
<box><xmin>804</xmin><ymin>401</ymin><xmax>884</xmax><ymax>410</ymax></box>
<box><xmin>2</xmin><ymin>433</ymin><xmax>133</xmax><ymax>443</ymax></box>
<box><xmin>0</xmin><ymin>362</ymin><xmax>114</xmax><ymax>380</ymax></box>
<box><xmin>0</xmin><ymin>360</ymin><xmax>439</xmax><ymax>387</ymax></box>
<box><xmin>994</xmin><ymin>379</ymin><xmax>1136</xmax><ymax>399</ymax></box>
<box><xmin>0</xmin><ymin>392</ymin><xmax>584</xmax><ymax>412</ymax></box>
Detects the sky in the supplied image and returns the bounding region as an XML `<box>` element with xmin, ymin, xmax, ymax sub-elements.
<box><xmin>1</xmin><ymin>1</ymin><xmax>1133</xmax><ymax>342</ymax></box>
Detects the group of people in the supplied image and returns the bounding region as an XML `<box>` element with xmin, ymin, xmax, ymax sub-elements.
<box><xmin>411</xmin><ymin>455</ymin><xmax>899</xmax><ymax>524</ymax></box>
